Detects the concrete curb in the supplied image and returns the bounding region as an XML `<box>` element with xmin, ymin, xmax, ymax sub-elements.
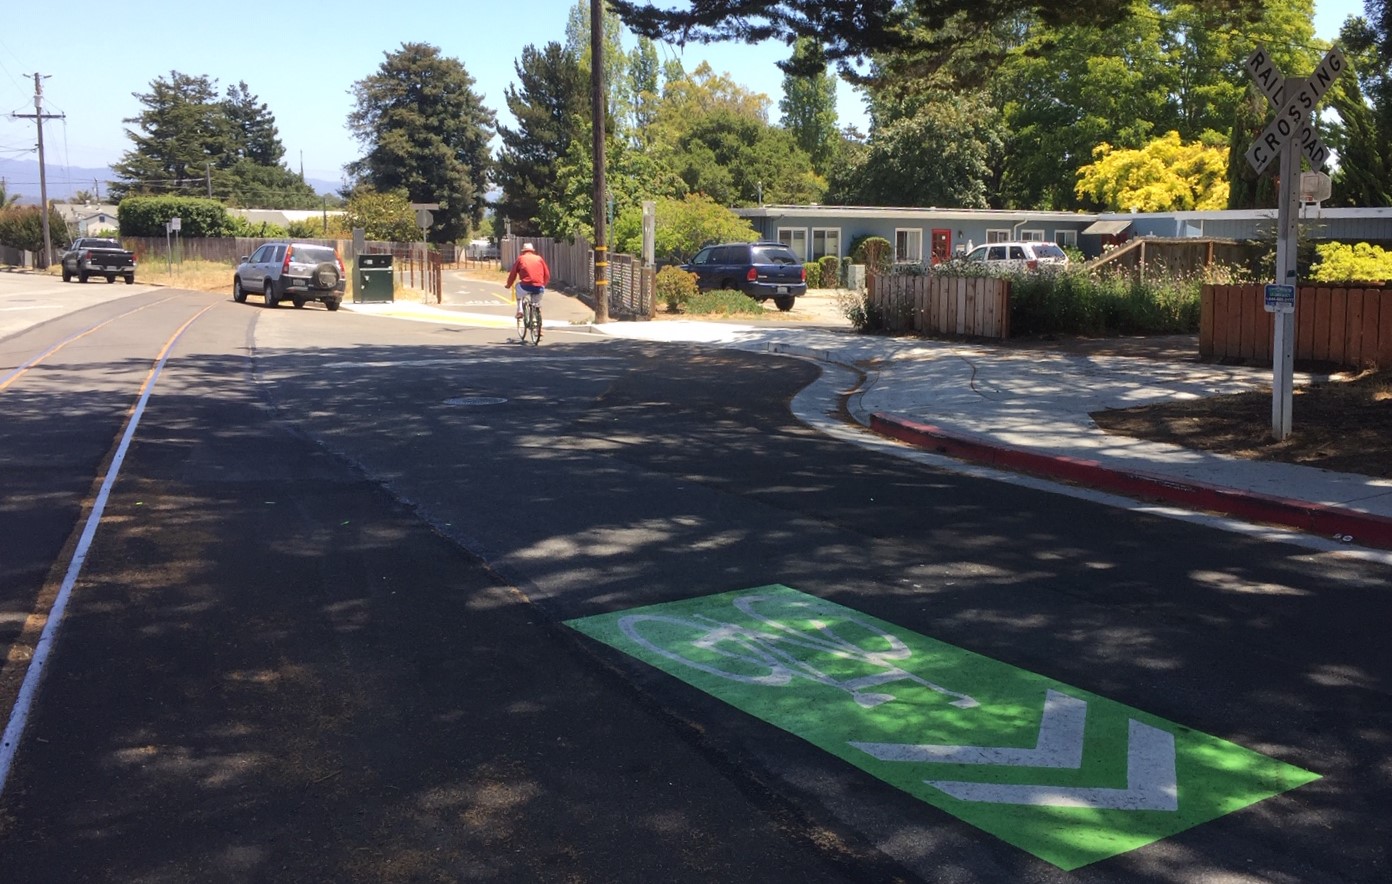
<box><xmin>870</xmin><ymin>412</ymin><xmax>1392</xmax><ymax>550</ymax></box>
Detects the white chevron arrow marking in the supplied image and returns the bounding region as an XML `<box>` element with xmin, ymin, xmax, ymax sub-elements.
<box><xmin>849</xmin><ymin>689</ymin><xmax>1087</xmax><ymax>768</ymax></box>
<box><xmin>926</xmin><ymin>720</ymin><xmax>1179</xmax><ymax>811</ymax></box>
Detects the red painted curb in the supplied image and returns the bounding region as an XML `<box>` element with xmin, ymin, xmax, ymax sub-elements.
<box><xmin>870</xmin><ymin>412</ymin><xmax>1392</xmax><ymax>550</ymax></box>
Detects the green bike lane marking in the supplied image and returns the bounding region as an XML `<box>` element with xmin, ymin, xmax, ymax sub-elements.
<box><xmin>565</xmin><ymin>585</ymin><xmax>1319</xmax><ymax>871</ymax></box>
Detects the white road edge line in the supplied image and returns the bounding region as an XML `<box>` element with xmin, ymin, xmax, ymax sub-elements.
<box><xmin>0</xmin><ymin>302</ymin><xmax>215</xmax><ymax>798</ymax></box>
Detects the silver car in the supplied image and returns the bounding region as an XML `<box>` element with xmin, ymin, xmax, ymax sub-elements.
<box><xmin>962</xmin><ymin>240</ymin><xmax>1069</xmax><ymax>272</ymax></box>
<box><xmin>233</xmin><ymin>241</ymin><xmax>346</xmax><ymax>310</ymax></box>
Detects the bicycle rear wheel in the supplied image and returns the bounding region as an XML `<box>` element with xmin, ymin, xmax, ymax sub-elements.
<box><xmin>525</xmin><ymin>303</ymin><xmax>542</xmax><ymax>345</ymax></box>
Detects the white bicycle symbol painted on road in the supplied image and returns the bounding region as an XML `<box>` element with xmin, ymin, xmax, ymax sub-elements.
<box><xmin>618</xmin><ymin>593</ymin><xmax>978</xmax><ymax>709</ymax></box>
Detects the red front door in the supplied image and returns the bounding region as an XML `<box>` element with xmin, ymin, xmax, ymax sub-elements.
<box><xmin>931</xmin><ymin>229</ymin><xmax>952</xmax><ymax>265</ymax></box>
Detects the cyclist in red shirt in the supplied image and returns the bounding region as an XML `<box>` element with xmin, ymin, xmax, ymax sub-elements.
<box><xmin>505</xmin><ymin>243</ymin><xmax>551</xmax><ymax>328</ymax></box>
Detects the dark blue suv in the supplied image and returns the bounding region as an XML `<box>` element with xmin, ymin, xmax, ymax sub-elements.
<box><xmin>681</xmin><ymin>241</ymin><xmax>807</xmax><ymax>311</ymax></box>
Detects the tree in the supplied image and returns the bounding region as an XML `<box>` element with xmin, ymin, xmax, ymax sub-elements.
<box><xmin>347</xmin><ymin>43</ymin><xmax>495</xmax><ymax>242</ymax></box>
<box><xmin>1326</xmin><ymin>7</ymin><xmax>1392</xmax><ymax>206</ymax></box>
<box><xmin>223</xmin><ymin>81</ymin><xmax>284</xmax><ymax>167</ymax></box>
<box><xmin>610</xmin><ymin>193</ymin><xmax>757</xmax><ymax>262</ymax></box>
<box><xmin>610</xmin><ymin>0</ymin><xmax>1262</xmax><ymax>75</ymax></box>
<box><xmin>1076</xmin><ymin>131</ymin><xmax>1230</xmax><ymax>211</ymax></box>
<box><xmin>217</xmin><ymin>159</ymin><xmax>320</xmax><ymax>210</ymax></box>
<box><xmin>340</xmin><ymin>187</ymin><xmax>419</xmax><ymax>242</ymax></box>
<box><xmin>779</xmin><ymin>38</ymin><xmax>840</xmax><ymax>174</ymax></box>
<box><xmin>495</xmin><ymin>42</ymin><xmax>588</xmax><ymax>237</ymax></box>
<box><xmin>628</xmin><ymin>37</ymin><xmax>663</xmax><ymax>146</ymax></box>
<box><xmin>0</xmin><ymin>205</ymin><xmax>70</xmax><ymax>254</ymax></box>
<box><xmin>827</xmin><ymin>90</ymin><xmax>1001</xmax><ymax>208</ymax></box>
<box><xmin>672</xmin><ymin>109</ymin><xmax>823</xmax><ymax>206</ymax></box>
<box><xmin>111</xmin><ymin>72</ymin><xmax>229</xmax><ymax>199</ymax></box>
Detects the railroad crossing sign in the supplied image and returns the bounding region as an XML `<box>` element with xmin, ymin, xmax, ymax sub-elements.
<box><xmin>1241</xmin><ymin>45</ymin><xmax>1349</xmax><ymax>440</ymax></box>
<box><xmin>568</xmin><ymin>585</ymin><xmax>1319</xmax><ymax>870</ymax></box>
<box><xmin>1243</xmin><ymin>45</ymin><xmax>1344</xmax><ymax>174</ymax></box>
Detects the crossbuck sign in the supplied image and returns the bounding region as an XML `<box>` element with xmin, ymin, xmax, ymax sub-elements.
<box><xmin>1241</xmin><ymin>45</ymin><xmax>1348</xmax><ymax>440</ymax></box>
<box><xmin>1243</xmin><ymin>45</ymin><xmax>1344</xmax><ymax>174</ymax></box>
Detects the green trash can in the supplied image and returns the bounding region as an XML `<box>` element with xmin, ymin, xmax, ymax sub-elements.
<box><xmin>355</xmin><ymin>254</ymin><xmax>395</xmax><ymax>303</ymax></box>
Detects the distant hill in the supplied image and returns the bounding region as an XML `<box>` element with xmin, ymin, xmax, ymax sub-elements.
<box><xmin>0</xmin><ymin>158</ymin><xmax>341</xmax><ymax>204</ymax></box>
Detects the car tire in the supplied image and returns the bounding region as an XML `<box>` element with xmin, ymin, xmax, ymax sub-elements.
<box><xmin>233</xmin><ymin>278</ymin><xmax>247</xmax><ymax>303</ymax></box>
<box><xmin>292</xmin><ymin>298</ymin><xmax>306</xmax><ymax>309</ymax></box>
<box><xmin>79</xmin><ymin>272</ymin><xmax>88</xmax><ymax>283</ymax></box>
<box><xmin>264</xmin><ymin>281</ymin><xmax>279</xmax><ymax>308</ymax></box>
<box><xmin>311</xmin><ymin>262</ymin><xmax>340</xmax><ymax>290</ymax></box>
<box><xmin>62</xmin><ymin>268</ymin><xmax>71</xmax><ymax>282</ymax></box>
<box><xmin>106</xmin><ymin>274</ymin><xmax>116</xmax><ymax>283</ymax></box>
<box><xmin>774</xmin><ymin>296</ymin><xmax>795</xmax><ymax>311</ymax></box>
<box><xmin>123</xmin><ymin>273</ymin><xmax>135</xmax><ymax>285</ymax></box>
<box><xmin>325</xmin><ymin>298</ymin><xmax>341</xmax><ymax>312</ymax></box>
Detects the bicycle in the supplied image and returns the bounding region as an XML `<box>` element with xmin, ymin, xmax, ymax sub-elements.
<box><xmin>617</xmin><ymin>593</ymin><xmax>978</xmax><ymax>710</ymax></box>
<box><xmin>515</xmin><ymin>289</ymin><xmax>542</xmax><ymax>346</ymax></box>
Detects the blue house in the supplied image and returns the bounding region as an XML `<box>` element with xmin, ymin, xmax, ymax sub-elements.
<box><xmin>733</xmin><ymin>205</ymin><xmax>1392</xmax><ymax>263</ymax></box>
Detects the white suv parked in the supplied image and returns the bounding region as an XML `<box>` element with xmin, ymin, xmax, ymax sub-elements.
<box><xmin>962</xmin><ymin>241</ymin><xmax>1069</xmax><ymax>272</ymax></box>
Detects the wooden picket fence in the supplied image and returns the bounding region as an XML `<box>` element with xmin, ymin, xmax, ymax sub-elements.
<box><xmin>1200</xmin><ymin>283</ymin><xmax>1392</xmax><ymax>369</ymax></box>
<box><xmin>866</xmin><ymin>273</ymin><xmax>1011</xmax><ymax>338</ymax></box>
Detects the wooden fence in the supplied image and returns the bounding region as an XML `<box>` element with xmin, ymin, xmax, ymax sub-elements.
<box><xmin>1087</xmin><ymin>237</ymin><xmax>1264</xmax><ymax>279</ymax></box>
<box><xmin>866</xmin><ymin>273</ymin><xmax>1011</xmax><ymax>338</ymax></box>
<box><xmin>1201</xmin><ymin>284</ymin><xmax>1392</xmax><ymax>369</ymax></box>
<box><xmin>500</xmin><ymin>236</ymin><xmax>655</xmax><ymax>319</ymax></box>
<box><xmin>117</xmin><ymin>236</ymin><xmax>444</xmax><ymax>301</ymax></box>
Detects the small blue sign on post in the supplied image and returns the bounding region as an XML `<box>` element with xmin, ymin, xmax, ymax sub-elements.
<box><xmin>1264</xmin><ymin>283</ymin><xmax>1296</xmax><ymax>314</ymax></box>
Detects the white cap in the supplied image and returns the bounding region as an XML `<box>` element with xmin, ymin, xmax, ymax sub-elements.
<box><xmin>521</xmin><ymin>242</ymin><xmax>535</xmax><ymax>252</ymax></box>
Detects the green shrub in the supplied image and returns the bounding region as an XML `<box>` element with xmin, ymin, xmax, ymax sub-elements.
<box><xmin>1309</xmin><ymin>242</ymin><xmax>1392</xmax><ymax>283</ymax></box>
<box><xmin>849</xmin><ymin>235</ymin><xmax>892</xmax><ymax>275</ymax></box>
<box><xmin>656</xmin><ymin>264</ymin><xmax>700</xmax><ymax>312</ymax></box>
<box><xmin>838</xmin><ymin>291</ymin><xmax>885</xmax><ymax>331</ymax></box>
<box><xmin>684</xmin><ymin>290</ymin><xmax>764</xmax><ymax>316</ymax></box>
<box><xmin>803</xmin><ymin>261</ymin><xmax>822</xmax><ymax>288</ymax></box>
<box><xmin>1005</xmin><ymin>266</ymin><xmax>1203</xmax><ymax>336</ymax></box>
<box><xmin>118</xmin><ymin>196</ymin><xmax>235</xmax><ymax>237</ymax></box>
<box><xmin>818</xmin><ymin>255</ymin><xmax>841</xmax><ymax>287</ymax></box>
<box><xmin>228</xmin><ymin>216</ymin><xmax>289</xmax><ymax>238</ymax></box>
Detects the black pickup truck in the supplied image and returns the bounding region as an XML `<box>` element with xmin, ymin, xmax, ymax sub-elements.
<box><xmin>61</xmin><ymin>237</ymin><xmax>137</xmax><ymax>284</ymax></box>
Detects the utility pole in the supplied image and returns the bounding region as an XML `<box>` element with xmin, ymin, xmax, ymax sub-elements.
<box><xmin>206</xmin><ymin>161</ymin><xmax>213</xmax><ymax>198</ymax></box>
<box><xmin>11</xmin><ymin>73</ymin><xmax>64</xmax><ymax>268</ymax></box>
<box><xmin>590</xmin><ymin>0</ymin><xmax>609</xmax><ymax>323</ymax></box>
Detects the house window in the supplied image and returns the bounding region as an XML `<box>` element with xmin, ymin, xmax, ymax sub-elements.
<box><xmin>1019</xmin><ymin>229</ymin><xmax>1045</xmax><ymax>241</ymax></box>
<box><xmin>1054</xmin><ymin>229</ymin><xmax>1078</xmax><ymax>248</ymax></box>
<box><xmin>810</xmin><ymin>228</ymin><xmax>841</xmax><ymax>259</ymax></box>
<box><xmin>778</xmin><ymin>227</ymin><xmax>808</xmax><ymax>261</ymax></box>
<box><xmin>986</xmin><ymin>229</ymin><xmax>1011</xmax><ymax>243</ymax></box>
<box><xmin>894</xmin><ymin>228</ymin><xmax>923</xmax><ymax>263</ymax></box>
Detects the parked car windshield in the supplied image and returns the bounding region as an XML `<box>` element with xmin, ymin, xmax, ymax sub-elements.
<box><xmin>82</xmin><ymin>239</ymin><xmax>122</xmax><ymax>250</ymax></box>
<box><xmin>753</xmin><ymin>245</ymin><xmax>799</xmax><ymax>265</ymax></box>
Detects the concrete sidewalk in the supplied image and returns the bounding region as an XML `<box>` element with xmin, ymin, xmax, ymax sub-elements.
<box><xmin>582</xmin><ymin>319</ymin><xmax>1392</xmax><ymax>551</ymax></box>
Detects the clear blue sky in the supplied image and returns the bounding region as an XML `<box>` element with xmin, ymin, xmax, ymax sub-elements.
<box><xmin>0</xmin><ymin>0</ymin><xmax>1366</xmax><ymax>188</ymax></box>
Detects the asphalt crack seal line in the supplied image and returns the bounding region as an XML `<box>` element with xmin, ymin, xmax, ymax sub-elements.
<box><xmin>567</xmin><ymin>585</ymin><xmax>1319</xmax><ymax>871</ymax></box>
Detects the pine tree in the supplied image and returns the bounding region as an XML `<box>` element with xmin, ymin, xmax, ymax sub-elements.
<box><xmin>347</xmin><ymin>43</ymin><xmax>495</xmax><ymax>242</ymax></box>
<box><xmin>494</xmin><ymin>42</ymin><xmax>587</xmax><ymax>237</ymax></box>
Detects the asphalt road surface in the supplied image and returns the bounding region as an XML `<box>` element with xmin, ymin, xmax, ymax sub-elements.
<box><xmin>0</xmin><ymin>276</ymin><xmax>1388</xmax><ymax>882</ymax></box>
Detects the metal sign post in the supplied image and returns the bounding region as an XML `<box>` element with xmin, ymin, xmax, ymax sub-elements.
<box><xmin>1243</xmin><ymin>47</ymin><xmax>1346</xmax><ymax>440</ymax></box>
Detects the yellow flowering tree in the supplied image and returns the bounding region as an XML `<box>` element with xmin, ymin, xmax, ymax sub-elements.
<box><xmin>1075</xmin><ymin>131</ymin><xmax>1229</xmax><ymax>212</ymax></box>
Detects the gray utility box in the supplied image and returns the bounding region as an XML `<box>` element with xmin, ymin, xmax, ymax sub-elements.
<box><xmin>355</xmin><ymin>254</ymin><xmax>395</xmax><ymax>303</ymax></box>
